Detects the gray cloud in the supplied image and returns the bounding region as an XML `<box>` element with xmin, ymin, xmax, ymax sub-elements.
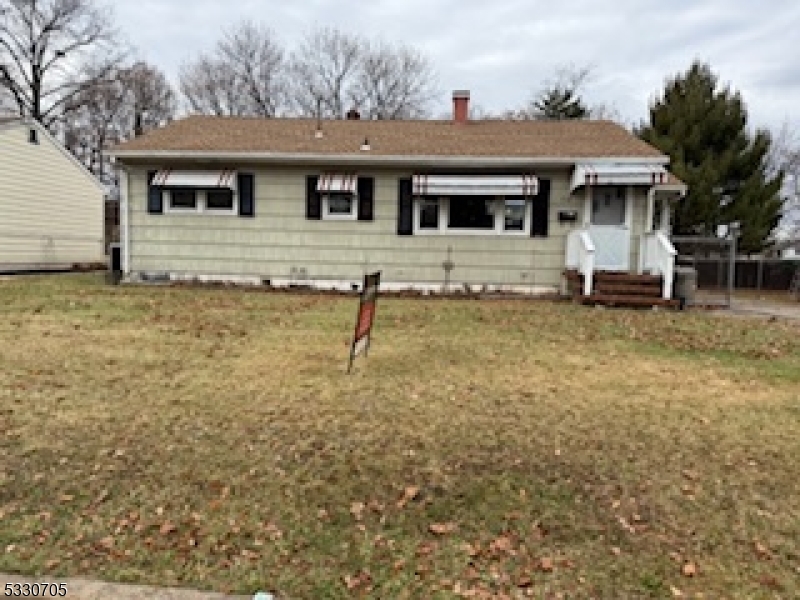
<box><xmin>113</xmin><ymin>0</ymin><xmax>800</xmax><ymax>131</ymax></box>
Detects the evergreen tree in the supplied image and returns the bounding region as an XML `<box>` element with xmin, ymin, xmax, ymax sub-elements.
<box><xmin>533</xmin><ymin>87</ymin><xmax>589</xmax><ymax>120</ymax></box>
<box><xmin>639</xmin><ymin>62</ymin><xmax>783</xmax><ymax>253</ymax></box>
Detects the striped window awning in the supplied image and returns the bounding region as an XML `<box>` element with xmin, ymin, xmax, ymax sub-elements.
<box><xmin>152</xmin><ymin>169</ymin><xmax>237</xmax><ymax>189</ymax></box>
<box><xmin>412</xmin><ymin>174</ymin><xmax>539</xmax><ymax>197</ymax></box>
<box><xmin>571</xmin><ymin>164</ymin><xmax>668</xmax><ymax>191</ymax></box>
<box><xmin>316</xmin><ymin>173</ymin><xmax>358</xmax><ymax>193</ymax></box>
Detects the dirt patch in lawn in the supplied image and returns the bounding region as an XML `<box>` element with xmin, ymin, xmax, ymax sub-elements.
<box><xmin>1</xmin><ymin>275</ymin><xmax>799</xmax><ymax>599</ymax></box>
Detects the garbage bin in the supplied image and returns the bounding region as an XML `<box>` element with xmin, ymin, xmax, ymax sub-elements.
<box><xmin>673</xmin><ymin>266</ymin><xmax>697</xmax><ymax>309</ymax></box>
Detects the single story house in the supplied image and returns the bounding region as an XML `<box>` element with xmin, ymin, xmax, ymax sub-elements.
<box><xmin>0</xmin><ymin>117</ymin><xmax>105</xmax><ymax>272</ymax></box>
<box><xmin>111</xmin><ymin>91</ymin><xmax>686</xmax><ymax>302</ymax></box>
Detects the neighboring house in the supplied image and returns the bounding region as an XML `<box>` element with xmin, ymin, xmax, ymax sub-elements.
<box><xmin>0</xmin><ymin>117</ymin><xmax>105</xmax><ymax>272</ymax></box>
<box><xmin>769</xmin><ymin>236</ymin><xmax>800</xmax><ymax>260</ymax></box>
<box><xmin>111</xmin><ymin>91</ymin><xmax>686</xmax><ymax>301</ymax></box>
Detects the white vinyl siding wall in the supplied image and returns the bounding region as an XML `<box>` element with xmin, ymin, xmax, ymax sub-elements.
<box><xmin>0</xmin><ymin>123</ymin><xmax>104</xmax><ymax>270</ymax></box>
<box><xmin>125</xmin><ymin>165</ymin><xmax>641</xmax><ymax>292</ymax></box>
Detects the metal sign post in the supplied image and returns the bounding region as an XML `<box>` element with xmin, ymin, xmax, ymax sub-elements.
<box><xmin>348</xmin><ymin>272</ymin><xmax>381</xmax><ymax>373</ymax></box>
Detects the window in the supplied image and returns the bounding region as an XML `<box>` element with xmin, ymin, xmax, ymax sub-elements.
<box><xmin>504</xmin><ymin>198</ymin><xmax>526</xmax><ymax>231</ymax></box>
<box><xmin>323</xmin><ymin>192</ymin><xmax>357</xmax><ymax>220</ymax></box>
<box><xmin>164</xmin><ymin>189</ymin><xmax>238</xmax><ymax>213</ymax></box>
<box><xmin>206</xmin><ymin>189</ymin><xmax>234</xmax><ymax>211</ymax></box>
<box><xmin>448</xmin><ymin>196</ymin><xmax>495</xmax><ymax>229</ymax></box>
<box><xmin>28</xmin><ymin>129</ymin><xmax>38</xmax><ymax>144</ymax></box>
<box><xmin>169</xmin><ymin>189</ymin><xmax>197</xmax><ymax>210</ymax></box>
<box><xmin>419</xmin><ymin>199</ymin><xmax>439</xmax><ymax>229</ymax></box>
<box><xmin>591</xmin><ymin>186</ymin><xmax>626</xmax><ymax>226</ymax></box>
<box><xmin>412</xmin><ymin>195</ymin><xmax>533</xmax><ymax>235</ymax></box>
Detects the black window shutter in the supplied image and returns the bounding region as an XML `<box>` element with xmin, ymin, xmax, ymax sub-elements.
<box><xmin>531</xmin><ymin>178</ymin><xmax>550</xmax><ymax>237</ymax></box>
<box><xmin>357</xmin><ymin>176</ymin><xmax>374</xmax><ymax>221</ymax></box>
<box><xmin>147</xmin><ymin>170</ymin><xmax>163</xmax><ymax>214</ymax></box>
<box><xmin>397</xmin><ymin>178</ymin><xmax>413</xmax><ymax>235</ymax></box>
<box><xmin>238</xmin><ymin>173</ymin><xmax>255</xmax><ymax>217</ymax></box>
<box><xmin>306</xmin><ymin>175</ymin><xmax>321</xmax><ymax>220</ymax></box>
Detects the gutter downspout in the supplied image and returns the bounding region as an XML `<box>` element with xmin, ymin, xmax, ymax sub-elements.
<box><xmin>119</xmin><ymin>168</ymin><xmax>130</xmax><ymax>277</ymax></box>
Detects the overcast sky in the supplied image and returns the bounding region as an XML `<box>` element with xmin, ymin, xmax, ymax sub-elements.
<box><xmin>115</xmin><ymin>0</ymin><xmax>799</xmax><ymax>132</ymax></box>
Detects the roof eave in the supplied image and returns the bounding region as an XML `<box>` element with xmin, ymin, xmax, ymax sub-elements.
<box><xmin>111</xmin><ymin>150</ymin><xmax>670</xmax><ymax>168</ymax></box>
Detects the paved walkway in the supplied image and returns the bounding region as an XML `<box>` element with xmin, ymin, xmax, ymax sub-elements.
<box><xmin>1</xmin><ymin>573</ymin><xmax>254</xmax><ymax>600</ymax></box>
<box><xmin>727</xmin><ymin>297</ymin><xmax>800</xmax><ymax>321</ymax></box>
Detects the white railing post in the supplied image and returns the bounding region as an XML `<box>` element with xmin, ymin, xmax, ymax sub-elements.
<box><xmin>641</xmin><ymin>231</ymin><xmax>676</xmax><ymax>299</ymax></box>
<box><xmin>566</xmin><ymin>228</ymin><xmax>596</xmax><ymax>297</ymax></box>
<box><xmin>579</xmin><ymin>230</ymin><xmax>595</xmax><ymax>296</ymax></box>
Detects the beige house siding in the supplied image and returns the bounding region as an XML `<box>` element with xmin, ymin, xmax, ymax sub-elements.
<box><xmin>0</xmin><ymin>121</ymin><xmax>104</xmax><ymax>270</ymax></box>
<box><xmin>124</xmin><ymin>165</ymin><xmax>652</xmax><ymax>291</ymax></box>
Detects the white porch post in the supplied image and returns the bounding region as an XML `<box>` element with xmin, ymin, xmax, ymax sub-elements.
<box><xmin>645</xmin><ymin>188</ymin><xmax>656</xmax><ymax>234</ymax></box>
<box><xmin>583</xmin><ymin>185</ymin><xmax>592</xmax><ymax>226</ymax></box>
<box><xmin>624</xmin><ymin>186</ymin><xmax>633</xmax><ymax>230</ymax></box>
<box><xmin>660</xmin><ymin>197</ymin><xmax>671</xmax><ymax>233</ymax></box>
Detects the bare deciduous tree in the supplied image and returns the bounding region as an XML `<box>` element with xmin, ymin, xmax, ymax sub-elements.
<box><xmin>289</xmin><ymin>28</ymin><xmax>362</xmax><ymax>119</ymax></box>
<box><xmin>508</xmin><ymin>65</ymin><xmax>621</xmax><ymax>123</ymax></box>
<box><xmin>290</xmin><ymin>28</ymin><xmax>436</xmax><ymax>120</ymax></box>
<box><xmin>355</xmin><ymin>40</ymin><xmax>436</xmax><ymax>120</ymax></box>
<box><xmin>0</xmin><ymin>0</ymin><xmax>123</xmax><ymax>128</ymax></box>
<box><xmin>63</xmin><ymin>61</ymin><xmax>175</xmax><ymax>184</ymax></box>
<box><xmin>769</xmin><ymin>121</ymin><xmax>800</xmax><ymax>238</ymax></box>
<box><xmin>179</xmin><ymin>20</ymin><xmax>286</xmax><ymax>117</ymax></box>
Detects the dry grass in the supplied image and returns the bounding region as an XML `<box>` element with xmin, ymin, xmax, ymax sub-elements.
<box><xmin>1</xmin><ymin>274</ymin><xmax>799</xmax><ymax>599</ymax></box>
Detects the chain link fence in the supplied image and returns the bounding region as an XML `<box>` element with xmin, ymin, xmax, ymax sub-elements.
<box><xmin>672</xmin><ymin>236</ymin><xmax>800</xmax><ymax>307</ymax></box>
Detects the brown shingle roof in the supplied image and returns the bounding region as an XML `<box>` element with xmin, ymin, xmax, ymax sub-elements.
<box><xmin>113</xmin><ymin>115</ymin><xmax>665</xmax><ymax>160</ymax></box>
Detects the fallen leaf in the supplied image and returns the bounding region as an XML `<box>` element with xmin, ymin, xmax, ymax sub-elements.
<box><xmin>97</xmin><ymin>536</ymin><xmax>115</xmax><ymax>550</ymax></box>
<box><xmin>344</xmin><ymin>570</ymin><xmax>371</xmax><ymax>591</ymax></box>
<box><xmin>489</xmin><ymin>535</ymin><xmax>514</xmax><ymax>554</ymax></box>
<box><xmin>682</xmin><ymin>562</ymin><xmax>697</xmax><ymax>577</ymax></box>
<box><xmin>416</xmin><ymin>541</ymin><xmax>438</xmax><ymax>556</ymax></box>
<box><xmin>397</xmin><ymin>485</ymin><xmax>420</xmax><ymax>509</ymax></box>
<box><xmin>516</xmin><ymin>574</ymin><xmax>533</xmax><ymax>588</ymax></box>
<box><xmin>611</xmin><ymin>546</ymin><xmax>622</xmax><ymax>556</ymax></box>
<box><xmin>429</xmin><ymin>522</ymin><xmax>457</xmax><ymax>535</ymax></box>
<box><xmin>539</xmin><ymin>557</ymin><xmax>554</xmax><ymax>572</ymax></box>
<box><xmin>159</xmin><ymin>521</ymin><xmax>177</xmax><ymax>536</ymax></box>
<box><xmin>462</xmin><ymin>542</ymin><xmax>481</xmax><ymax>557</ymax></box>
<box><xmin>754</xmin><ymin>540</ymin><xmax>771</xmax><ymax>559</ymax></box>
<box><xmin>670</xmin><ymin>585</ymin><xmax>684</xmax><ymax>597</ymax></box>
<box><xmin>350</xmin><ymin>501</ymin><xmax>365</xmax><ymax>521</ymax></box>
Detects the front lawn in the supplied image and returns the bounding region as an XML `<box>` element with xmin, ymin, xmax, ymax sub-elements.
<box><xmin>1</xmin><ymin>275</ymin><xmax>798</xmax><ymax>598</ymax></box>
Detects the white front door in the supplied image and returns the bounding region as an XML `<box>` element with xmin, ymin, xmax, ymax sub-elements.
<box><xmin>590</xmin><ymin>186</ymin><xmax>630</xmax><ymax>270</ymax></box>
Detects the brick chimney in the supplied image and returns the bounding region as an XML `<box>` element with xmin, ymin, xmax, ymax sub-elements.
<box><xmin>452</xmin><ymin>90</ymin><xmax>470</xmax><ymax>124</ymax></box>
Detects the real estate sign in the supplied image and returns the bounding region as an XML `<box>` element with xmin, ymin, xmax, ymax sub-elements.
<box><xmin>348</xmin><ymin>272</ymin><xmax>381</xmax><ymax>372</ymax></box>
